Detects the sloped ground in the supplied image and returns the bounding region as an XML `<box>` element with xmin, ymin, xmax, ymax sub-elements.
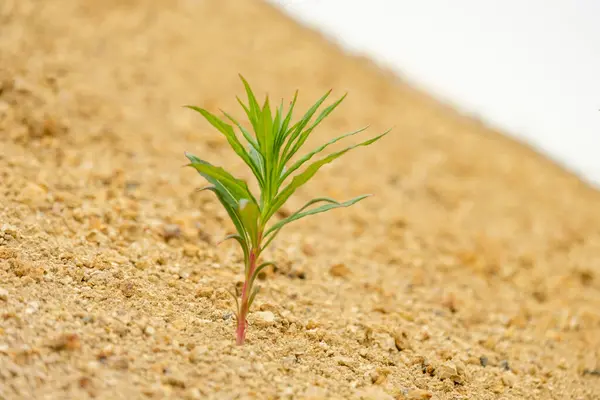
<box><xmin>1</xmin><ymin>0</ymin><xmax>599</xmax><ymax>399</ymax></box>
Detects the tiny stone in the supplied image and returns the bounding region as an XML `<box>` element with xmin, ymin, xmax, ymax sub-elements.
<box><xmin>437</xmin><ymin>363</ymin><xmax>457</xmax><ymax>380</ymax></box>
<box><xmin>49</xmin><ymin>333</ymin><xmax>81</xmax><ymax>351</ymax></box>
<box><xmin>163</xmin><ymin>224</ymin><xmax>181</xmax><ymax>241</ymax></box>
<box><xmin>358</xmin><ymin>386</ymin><xmax>394</xmax><ymax>400</ymax></box>
<box><xmin>183</xmin><ymin>244</ymin><xmax>199</xmax><ymax>258</ymax></box>
<box><xmin>195</xmin><ymin>287</ymin><xmax>214</xmax><ymax>298</ymax></box>
<box><xmin>306</xmin><ymin>319</ymin><xmax>319</xmax><ymax>330</ymax></box>
<box><xmin>500</xmin><ymin>360</ymin><xmax>510</xmax><ymax>371</ymax></box>
<box><xmin>172</xmin><ymin>319</ymin><xmax>187</xmax><ymax>330</ymax></box>
<box><xmin>163</xmin><ymin>374</ymin><xmax>186</xmax><ymax>388</ymax></box>
<box><xmin>178</xmin><ymin>269</ymin><xmax>191</xmax><ymax>279</ymax></box>
<box><xmin>113</xmin><ymin>357</ymin><xmax>129</xmax><ymax>370</ymax></box>
<box><xmin>436</xmin><ymin>361</ymin><xmax>467</xmax><ymax>384</ymax></box>
<box><xmin>558</xmin><ymin>358</ymin><xmax>567</xmax><ymax>370</ymax></box>
<box><xmin>144</xmin><ymin>326</ymin><xmax>155</xmax><ymax>336</ymax></box>
<box><xmin>329</xmin><ymin>263</ymin><xmax>351</xmax><ymax>277</ymax></box>
<box><xmin>120</xmin><ymin>281</ymin><xmax>136</xmax><ymax>297</ymax></box>
<box><xmin>189</xmin><ymin>346</ymin><xmax>208</xmax><ymax>363</ymax></box>
<box><xmin>480</xmin><ymin>356</ymin><xmax>488</xmax><ymax>367</ymax></box>
<box><xmin>406</xmin><ymin>389</ymin><xmax>433</xmax><ymax>399</ymax></box>
<box><xmin>583</xmin><ymin>369</ymin><xmax>600</xmax><ymax>376</ymax></box>
<box><xmin>184</xmin><ymin>387</ymin><xmax>202</xmax><ymax>400</ymax></box>
<box><xmin>1</xmin><ymin>224</ymin><xmax>19</xmax><ymax>238</ymax></box>
<box><xmin>0</xmin><ymin>288</ymin><xmax>8</xmax><ymax>301</ymax></box>
<box><xmin>394</xmin><ymin>330</ymin><xmax>412</xmax><ymax>351</ymax></box>
<box><xmin>254</xmin><ymin>311</ymin><xmax>275</xmax><ymax>326</ymax></box>
<box><xmin>335</xmin><ymin>356</ymin><xmax>355</xmax><ymax>368</ymax></box>
<box><xmin>302</xmin><ymin>243</ymin><xmax>315</xmax><ymax>256</ymax></box>
<box><xmin>501</xmin><ymin>373</ymin><xmax>516</xmax><ymax>387</ymax></box>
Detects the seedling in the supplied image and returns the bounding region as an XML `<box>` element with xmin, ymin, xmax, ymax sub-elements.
<box><xmin>185</xmin><ymin>75</ymin><xmax>389</xmax><ymax>345</ymax></box>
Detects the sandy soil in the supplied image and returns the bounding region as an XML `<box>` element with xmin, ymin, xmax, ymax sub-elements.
<box><xmin>1</xmin><ymin>1</ymin><xmax>600</xmax><ymax>399</ymax></box>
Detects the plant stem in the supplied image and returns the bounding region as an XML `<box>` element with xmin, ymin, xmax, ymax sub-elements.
<box><xmin>236</xmin><ymin>248</ymin><xmax>257</xmax><ymax>345</ymax></box>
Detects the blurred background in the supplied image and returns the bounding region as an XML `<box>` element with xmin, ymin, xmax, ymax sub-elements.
<box><xmin>268</xmin><ymin>0</ymin><xmax>600</xmax><ymax>187</ymax></box>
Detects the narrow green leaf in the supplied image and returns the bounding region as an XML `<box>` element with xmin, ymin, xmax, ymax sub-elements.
<box><xmin>221</xmin><ymin>110</ymin><xmax>259</xmax><ymax>151</ymax></box>
<box><xmin>281</xmin><ymin>90</ymin><xmax>332</xmax><ymax>161</ymax></box>
<box><xmin>279</xmin><ymin>91</ymin><xmax>298</xmax><ymax>141</ymax></box>
<box><xmin>262</xmin><ymin>195</ymin><xmax>369</xmax><ymax>250</ymax></box>
<box><xmin>238</xmin><ymin>199</ymin><xmax>260</xmax><ymax>247</ymax></box>
<box><xmin>249</xmin><ymin>262</ymin><xmax>277</xmax><ymax>289</ymax></box>
<box><xmin>248</xmin><ymin>145</ymin><xmax>265</xmax><ymax>178</ymax></box>
<box><xmin>280</xmin><ymin>126</ymin><xmax>370</xmax><ymax>184</ymax></box>
<box><xmin>285</xmin><ymin>93</ymin><xmax>347</xmax><ymax>163</ymax></box>
<box><xmin>247</xmin><ymin>286</ymin><xmax>261</xmax><ymax>311</ymax></box>
<box><xmin>261</xmin><ymin>95</ymin><xmax>273</xmax><ymax>161</ymax></box>
<box><xmin>185</xmin><ymin>153</ymin><xmax>258</xmax><ymax>207</ymax></box>
<box><xmin>196</xmin><ymin>185</ymin><xmax>248</xmax><ymax>244</ymax></box>
<box><xmin>265</xmin><ymin>131</ymin><xmax>388</xmax><ymax>222</ymax></box>
<box><xmin>227</xmin><ymin>286</ymin><xmax>240</xmax><ymax>316</ymax></box>
<box><xmin>273</xmin><ymin>100</ymin><xmax>283</xmax><ymax>139</ymax></box>
<box><xmin>218</xmin><ymin>233</ymin><xmax>249</xmax><ymax>267</ymax></box>
<box><xmin>239</xmin><ymin>75</ymin><xmax>264</xmax><ymax>148</ymax></box>
<box><xmin>236</xmin><ymin>96</ymin><xmax>258</xmax><ymax>135</ymax></box>
<box><xmin>185</xmin><ymin>106</ymin><xmax>264</xmax><ymax>186</ymax></box>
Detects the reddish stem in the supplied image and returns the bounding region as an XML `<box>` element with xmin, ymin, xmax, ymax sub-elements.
<box><xmin>236</xmin><ymin>248</ymin><xmax>256</xmax><ymax>345</ymax></box>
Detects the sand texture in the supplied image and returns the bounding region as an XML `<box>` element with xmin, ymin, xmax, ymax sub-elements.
<box><xmin>1</xmin><ymin>0</ymin><xmax>600</xmax><ymax>399</ymax></box>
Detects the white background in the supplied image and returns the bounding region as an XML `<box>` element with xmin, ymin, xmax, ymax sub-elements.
<box><xmin>268</xmin><ymin>0</ymin><xmax>600</xmax><ymax>187</ymax></box>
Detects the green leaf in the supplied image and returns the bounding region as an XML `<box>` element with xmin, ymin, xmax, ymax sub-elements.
<box><xmin>281</xmin><ymin>90</ymin><xmax>332</xmax><ymax>160</ymax></box>
<box><xmin>262</xmin><ymin>195</ymin><xmax>369</xmax><ymax>250</ymax></box>
<box><xmin>273</xmin><ymin>100</ymin><xmax>283</xmax><ymax>142</ymax></box>
<box><xmin>236</xmin><ymin>96</ymin><xmax>258</xmax><ymax>135</ymax></box>
<box><xmin>218</xmin><ymin>234</ymin><xmax>249</xmax><ymax>268</ymax></box>
<box><xmin>265</xmin><ymin>131</ymin><xmax>388</xmax><ymax>222</ymax></box>
<box><xmin>239</xmin><ymin>199</ymin><xmax>260</xmax><ymax>247</ymax></box>
<box><xmin>248</xmin><ymin>145</ymin><xmax>265</xmax><ymax>178</ymax></box>
<box><xmin>227</xmin><ymin>286</ymin><xmax>240</xmax><ymax>316</ymax></box>
<box><xmin>221</xmin><ymin>110</ymin><xmax>259</xmax><ymax>151</ymax></box>
<box><xmin>261</xmin><ymin>96</ymin><xmax>274</xmax><ymax>162</ymax></box>
<box><xmin>249</xmin><ymin>262</ymin><xmax>277</xmax><ymax>289</ymax></box>
<box><xmin>279</xmin><ymin>91</ymin><xmax>298</xmax><ymax>144</ymax></box>
<box><xmin>185</xmin><ymin>106</ymin><xmax>264</xmax><ymax>186</ymax></box>
<box><xmin>196</xmin><ymin>185</ymin><xmax>248</xmax><ymax>244</ymax></box>
<box><xmin>186</xmin><ymin>153</ymin><xmax>258</xmax><ymax>207</ymax></box>
<box><xmin>247</xmin><ymin>286</ymin><xmax>261</xmax><ymax>311</ymax></box>
<box><xmin>239</xmin><ymin>75</ymin><xmax>264</xmax><ymax>148</ymax></box>
<box><xmin>280</xmin><ymin>125</ymin><xmax>369</xmax><ymax>184</ymax></box>
<box><xmin>284</xmin><ymin>93</ymin><xmax>347</xmax><ymax>163</ymax></box>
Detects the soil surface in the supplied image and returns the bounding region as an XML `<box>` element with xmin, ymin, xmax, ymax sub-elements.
<box><xmin>1</xmin><ymin>1</ymin><xmax>600</xmax><ymax>399</ymax></box>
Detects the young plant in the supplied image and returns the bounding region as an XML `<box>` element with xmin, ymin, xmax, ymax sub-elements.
<box><xmin>185</xmin><ymin>75</ymin><xmax>388</xmax><ymax>345</ymax></box>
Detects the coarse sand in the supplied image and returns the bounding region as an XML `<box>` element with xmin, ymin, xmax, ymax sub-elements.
<box><xmin>1</xmin><ymin>1</ymin><xmax>599</xmax><ymax>399</ymax></box>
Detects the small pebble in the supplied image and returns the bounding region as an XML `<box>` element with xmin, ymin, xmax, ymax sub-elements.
<box><xmin>358</xmin><ymin>386</ymin><xmax>394</xmax><ymax>400</ymax></box>
<box><xmin>196</xmin><ymin>287</ymin><xmax>214</xmax><ymax>298</ymax></box>
<box><xmin>162</xmin><ymin>224</ymin><xmax>181</xmax><ymax>241</ymax></box>
<box><xmin>406</xmin><ymin>389</ymin><xmax>433</xmax><ymax>399</ymax></box>
<box><xmin>329</xmin><ymin>263</ymin><xmax>351</xmax><ymax>278</ymax></box>
<box><xmin>178</xmin><ymin>269</ymin><xmax>191</xmax><ymax>279</ymax></box>
<box><xmin>306</xmin><ymin>319</ymin><xmax>319</xmax><ymax>330</ymax></box>
<box><xmin>172</xmin><ymin>319</ymin><xmax>187</xmax><ymax>330</ymax></box>
<box><xmin>480</xmin><ymin>356</ymin><xmax>488</xmax><ymax>367</ymax></box>
<box><xmin>189</xmin><ymin>346</ymin><xmax>208</xmax><ymax>363</ymax></box>
<box><xmin>163</xmin><ymin>374</ymin><xmax>186</xmax><ymax>388</ymax></box>
<box><xmin>502</xmin><ymin>373</ymin><xmax>516</xmax><ymax>387</ymax></box>
<box><xmin>0</xmin><ymin>288</ymin><xmax>8</xmax><ymax>301</ymax></box>
<box><xmin>183</xmin><ymin>244</ymin><xmax>199</xmax><ymax>258</ymax></box>
<box><xmin>49</xmin><ymin>333</ymin><xmax>81</xmax><ymax>351</ymax></box>
<box><xmin>254</xmin><ymin>311</ymin><xmax>275</xmax><ymax>326</ymax></box>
